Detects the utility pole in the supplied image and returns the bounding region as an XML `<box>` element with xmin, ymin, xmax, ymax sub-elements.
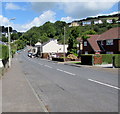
<box><xmin>8</xmin><ymin>18</ymin><xmax>16</xmax><ymax>67</ymax></box>
<box><xmin>63</xmin><ymin>26</ymin><xmax>66</xmax><ymax>62</ymax></box>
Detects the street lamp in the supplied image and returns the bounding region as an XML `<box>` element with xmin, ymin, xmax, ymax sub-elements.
<box><xmin>8</xmin><ymin>18</ymin><xmax>16</xmax><ymax>67</ymax></box>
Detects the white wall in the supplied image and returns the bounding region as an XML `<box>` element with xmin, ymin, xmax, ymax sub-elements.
<box><xmin>42</xmin><ymin>40</ymin><xmax>68</xmax><ymax>53</ymax></box>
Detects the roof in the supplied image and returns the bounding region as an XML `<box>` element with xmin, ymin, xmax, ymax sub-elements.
<box><xmin>42</xmin><ymin>39</ymin><xmax>58</xmax><ymax>46</ymax></box>
<box><xmin>98</xmin><ymin>27</ymin><xmax>120</xmax><ymax>41</ymax></box>
<box><xmin>87</xmin><ymin>35</ymin><xmax>101</xmax><ymax>51</ymax></box>
<box><xmin>35</xmin><ymin>42</ymin><xmax>42</xmax><ymax>46</ymax></box>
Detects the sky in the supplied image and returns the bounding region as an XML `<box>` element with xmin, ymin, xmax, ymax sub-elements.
<box><xmin>0</xmin><ymin>0</ymin><xmax>119</xmax><ymax>32</ymax></box>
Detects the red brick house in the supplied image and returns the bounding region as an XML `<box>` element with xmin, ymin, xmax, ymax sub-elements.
<box><xmin>97</xmin><ymin>27</ymin><xmax>120</xmax><ymax>54</ymax></box>
<box><xmin>82</xmin><ymin>27</ymin><xmax>120</xmax><ymax>54</ymax></box>
<box><xmin>82</xmin><ymin>35</ymin><xmax>101</xmax><ymax>54</ymax></box>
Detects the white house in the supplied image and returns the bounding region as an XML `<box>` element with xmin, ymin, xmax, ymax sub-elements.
<box><xmin>106</xmin><ymin>19</ymin><xmax>113</xmax><ymax>23</ymax></box>
<box><xmin>94</xmin><ymin>20</ymin><xmax>103</xmax><ymax>24</ymax></box>
<box><xmin>82</xmin><ymin>21</ymin><xmax>91</xmax><ymax>26</ymax></box>
<box><xmin>42</xmin><ymin>39</ymin><xmax>68</xmax><ymax>53</ymax></box>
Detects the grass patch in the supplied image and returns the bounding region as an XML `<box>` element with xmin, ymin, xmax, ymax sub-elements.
<box><xmin>69</xmin><ymin>61</ymin><xmax>81</xmax><ymax>64</ymax></box>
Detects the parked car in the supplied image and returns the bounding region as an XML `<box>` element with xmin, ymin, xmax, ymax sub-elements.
<box><xmin>51</xmin><ymin>53</ymin><xmax>57</xmax><ymax>58</ymax></box>
<box><xmin>28</xmin><ymin>52</ymin><xmax>33</xmax><ymax>57</ymax></box>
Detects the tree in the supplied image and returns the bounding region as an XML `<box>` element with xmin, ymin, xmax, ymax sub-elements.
<box><xmin>112</xmin><ymin>19</ymin><xmax>116</xmax><ymax>24</ymax></box>
<box><xmin>2</xmin><ymin>35</ymin><xmax>8</xmax><ymax>42</ymax></box>
<box><xmin>11</xmin><ymin>33</ymin><xmax>19</xmax><ymax>41</ymax></box>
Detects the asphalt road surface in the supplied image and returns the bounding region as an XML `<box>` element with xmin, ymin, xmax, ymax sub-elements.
<box><xmin>17</xmin><ymin>49</ymin><xmax>119</xmax><ymax>112</ymax></box>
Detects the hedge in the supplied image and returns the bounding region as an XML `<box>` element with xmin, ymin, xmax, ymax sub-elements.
<box><xmin>0</xmin><ymin>44</ymin><xmax>9</xmax><ymax>60</ymax></box>
<box><xmin>81</xmin><ymin>54</ymin><xmax>120</xmax><ymax>67</ymax></box>
<box><xmin>114</xmin><ymin>54</ymin><xmax>120</xmax><ymax>68</ymax></box>
<box><xmin>102</xmin><ymin>54</ymin><xmax>113</xmax><ymax>64</ymax></box>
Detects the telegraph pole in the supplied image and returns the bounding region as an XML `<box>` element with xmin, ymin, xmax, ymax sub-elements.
<box><xmin>63</xmin><ymin>26</ymin><xmax>66</xmax><ymax>62</ymax></box>
<box><xmin>8</xmin><ymin>18</ymin><xmax>16</xmax><ymax>67</ymax></box>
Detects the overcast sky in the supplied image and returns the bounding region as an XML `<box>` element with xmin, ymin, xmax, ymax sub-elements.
<box><xmin>1</xmin><ymin>0</ymin><xmax>119</xmax><ymax>32</ymax></box>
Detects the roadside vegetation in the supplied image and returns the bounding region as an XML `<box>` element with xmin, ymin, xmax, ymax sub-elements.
<box><xmin>0</xmin><ymin>19</ymin><xmax>120</xmax><ymax>69</ymax></box>
<box><xmin>21</xmin><ymin>21</ymin><xmax>119</xmax><ymax>54</ymax></box>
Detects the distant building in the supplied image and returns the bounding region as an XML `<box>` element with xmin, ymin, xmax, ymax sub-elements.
<box><xmin>94</xmin><ymin>20</ymin><xmax>103</xmax><ymax>24</ymax></box>
<box><xmin>69</xmin><ymin>22</ymin><xmax>80</xmax><ymax>27</ymax></box>
<box><xmin>82</xmin><ymin>21</ymin><xmax>91</xmax><ymax>26</ymax></box>
<box><xmin>34</xmin><ymin>39</ymin><xmax>68</xmax><ymax>58</ymax></box>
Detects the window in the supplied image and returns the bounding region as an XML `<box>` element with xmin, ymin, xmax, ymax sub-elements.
<box><xmin>85</xmin><ymin>51</ymin><xmax>88</xmax><ymax>54</ymax></box>
<box><xmin>106</xmin><ymin>39</ymin><xmax>113</xmax><ymax>45</ymax></box>
<box><xmin>101</xmin><ymin>41</ymin><xmax>104</xmax><ymax>45</ymax></box>
<box><xmin>106</xmin><ymin>52</ymin><xmax>113</xmax><ymax>54</ymax></box>
<box><xmin>84</xmin><ymin>41</ymin><xmax>87</xmax><ymax>46</ymax></box>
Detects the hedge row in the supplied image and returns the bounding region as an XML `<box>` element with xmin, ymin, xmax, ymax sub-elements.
<box><xmin>99</xmin><ymin>54</ymin><xmax>120</xmax><ymax>68</ymax></box>
<box><xmin>0</xmin><ymin>44</ymin><xmax>9</xmax><ymax>60</ymax></box>
<box><xmin>81</xmin><ymin>54</ymin><xmax>120</xmax><ymax>67</ymax></box>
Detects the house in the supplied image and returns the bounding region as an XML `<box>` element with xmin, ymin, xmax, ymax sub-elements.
<box><xmin>97</xmin><ymin>27</ymin><xmax>120</xmax><ymax>54</ymax></box>
<box><xmin>94</xmin><ymin>20</ymin><xmax>103</xmax><ymax>24</ymax></box>
<box><xmin>82</xmin><ymin>35</ymin><xmax>101</xmax><ymax>54</ymax></box>
<box><xmin>42</xmin><ymin>39</ymin><xmax>68</xmax><ymax>53</ymax></box>
<box><xmin>34</xmin><ymin>39</ymin><xmax>68</xmax><ymax>58</ymax></box>
<box><xmin>82</xmin><ymin>27</ymin><xmax>120</xmax><ymax>54</ymax></box>
<box><xmin>69</xmin><ymin>22</ymin><xmax>79</xmax><ymax>27</ymax></box>
<box><xmin>82</xmin><ymin>21</ymin><xmax>91</xmax><ymax>26</ymax></box>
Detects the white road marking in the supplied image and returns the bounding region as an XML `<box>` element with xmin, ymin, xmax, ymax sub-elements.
<box><xmin>44</xmin><ymin>65</ymin><xmax>52</xmax><ymax>68</ymax></box>
<box><xmin>88</xmin><ymin>79</ymin><xmax>120</xmax><ymax>90</ymax></box>
<box><xmin>57</xmin><ymin>69</ymin><xmax>76</xmax><ymax>76</ymax></box>
<box><xmin>39</xmin><ymin>63</ymin><xmax>43</xmax><ymax>65</ymax></box>
<box><xmin>57</xmin><ymin>69</ymin><xmax>64</xmax><ymax>72</ymax></box>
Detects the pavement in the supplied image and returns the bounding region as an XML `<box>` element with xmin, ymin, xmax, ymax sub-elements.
<box><xmin>2</xmin><ymin>55</ymin><xmax>47</xmax><ymax>112</ymax></box>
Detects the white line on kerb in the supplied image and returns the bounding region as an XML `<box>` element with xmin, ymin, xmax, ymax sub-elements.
<box><xmin>57</xmin><ymin>69</ymin><xmax>76</xmax><ymax>76</ymax></box>
<box><xmin>24</xmin><ymin>75</ymin><xmax>48</xmax><ymax>112</ymax></box>
<box><xmin>88</xmin><ymin>79</ymin><xmax>120</xmax><ymax>90</ymax></box>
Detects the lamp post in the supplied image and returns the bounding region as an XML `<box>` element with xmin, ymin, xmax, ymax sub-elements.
<box><xmin>8</xmin><ymin>18</ymin><xmax>16</xmax><ymax>67</ymax></box>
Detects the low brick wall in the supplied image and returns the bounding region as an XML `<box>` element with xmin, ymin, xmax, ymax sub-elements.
<box><xmin>93</xmin><ymin>55</ymin><xmax>102</xmax><ymax>65</ymax></box>
<box><xmin>42</xmin><ymin>53</ymin><xmax>49</xmax><ymax>59</ymax></box>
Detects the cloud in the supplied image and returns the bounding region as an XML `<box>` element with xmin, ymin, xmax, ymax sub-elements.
<box><xmin>61</xmin><ymin>2</ymin><xmax>117</xmax><ymax>18</ymax></box>
<box><xmin>21</xmin><ymin>10</ymin><xmax>56</xmax><ymax>31</ymax></box>
<box><xmin>60</xmin><ymin>16</ymin><xmax>75</xmax><ymax>23</ymax></box>
<box><xmin>0</xmin><ymin>10</ymin><xmax>56</xmax><ymax>32</ymax></box>
<box><xmin>0</xmin><ymin>15</ymin><xmax>9</xmax><ymax>26</ymax></box>
<box><xmin>31</xmin><ymin>2</ymin><xmax>57</xmax><ymax>12</ymax></box>
<box><xmin>30</xmin><ymin>1</ymin><xmax>118</xmax><ymax>19</ymax></box>
<box><xmin>96</xmin><ymin>11</ymin><xmax>120</xmax><ymax>17</ymax></box>
<box><xmin>5</xmin><ymin>3</ymin><xmax>25</xmax><ymax>10</ymax></box>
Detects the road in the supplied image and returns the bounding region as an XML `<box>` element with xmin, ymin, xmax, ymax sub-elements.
<box><xmin>17</xmin><ymin>49</ymin><xmax>119</xmax><ymax>112</ymax></box>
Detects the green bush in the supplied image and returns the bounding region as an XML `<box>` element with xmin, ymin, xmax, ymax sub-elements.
<box><xmin>114</xmin><ymin>54</ymin><xmax>120</xmax><ymax>68</ymax></box>
<box><xmin>102</xmin><ymin>54</ymin><xmax>120</xmax><ymax>67</ymax></box>
<box><xmin>102</xmin><ymin>54</ymin><xmax>112</xmax><ymax>64</ymax></box>
<box><xmin>0</xmin><ymin>44</ymin><xmax>9</xmax><ymax>60</ymax></box>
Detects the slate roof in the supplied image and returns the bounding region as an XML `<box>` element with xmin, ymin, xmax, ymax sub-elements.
<box><xmin>97</xmin><ymin>27</ymin><xmax>120</xmax><ymax>41</ymax></box>
<box><xmin>87</xmin><ymin>35</ymin><xmax>101</xmax><ymax>51</ymax></box>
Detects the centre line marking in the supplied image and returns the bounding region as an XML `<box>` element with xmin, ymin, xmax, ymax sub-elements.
<box><xmin>88</xmin><ymin>79</ymin><xmax>120</xmax><ymax>90</ymax></box>
<box><xmin>57</xmin><ymin>69</ymin><xmax>76</xmax><ymax>76</ymax></box>
<box><xmin>44</xmin><ymin>65</ymin><xmax>52</xmax><ymax>68</ymax></box>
